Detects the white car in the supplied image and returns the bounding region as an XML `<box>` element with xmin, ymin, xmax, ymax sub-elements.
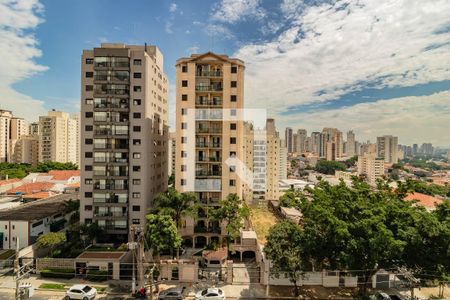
<box><xmin>195</xmin><ymin>288</ymin><xmax>225</xmax><ymax>300</ymax></box>
<box><xmin>65</xmin><ymin>284</ymin><xmax>97</xmax><ymax>300</ymax></box>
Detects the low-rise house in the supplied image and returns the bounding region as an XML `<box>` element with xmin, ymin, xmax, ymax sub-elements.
<box><xmin>404</xmin><ymin>192</ymin><xmax>443</xmax><ymax>211</ymax></box>
<box><xmin>0</xmin><ymin>178</ymin><xmax>23</xmax><ymax>194</ymax></box>
<box><xmin>280</xmin><ymin>207</ymin><xmax>303</xmax><ymax>224</ymax></box>
<box><xmin>0</xmin><ymin>194</ymin><xmax>76</xmax><ymax>250</ymax></box>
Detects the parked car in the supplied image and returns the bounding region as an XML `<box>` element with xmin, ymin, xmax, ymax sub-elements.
<box><xmin>195</xmin><ymin>288</ymin><xmax>225</xmax><ymax>300</ymax></box>
<box><xmin>158</xmin><ymin>287</ymin><xmax>186</xmax><ymax>299</ymax></box>
<box><xmin>370</xmin><ymin>292</ymin><xmax>392</xmax><ymax>300</ymax></box>
<box><xmin>65</xmin><ymin>284</ymin><xmax>97</xmax><ymax>300</ymax></box>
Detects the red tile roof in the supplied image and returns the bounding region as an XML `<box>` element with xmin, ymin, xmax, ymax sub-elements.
<box><xmin>404</xmin><ymin>192</ymin><xmax>443</xmax><ymax>209</ymax></box>
<box><xmin>6</xmin><ymin>182</ymin><xmax>54</xmax><ymax>194</ymax></box>
<box><xmin>22</xmin><ymin>191</ymin><xmax>53</xmax><ymax>199</ymax></box>
<box><xmin>0</xmin><ymin>178</ymin><xmax>21</xmax><ymax>187</ymax></box>
<box><xmin>45</xmin><ymin>170</ymin><xmax>80</xmax><ymax>181</ymax></box>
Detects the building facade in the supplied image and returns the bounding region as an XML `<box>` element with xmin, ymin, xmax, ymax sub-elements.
<box><xmin>0</xmin><ymin>110</ymin><xmax>13</xmax><ymax>162</ymax></box>
<box><xmin>175</xmin><ymin>52</ymin><xmax>245</xmax><ymax>247</ymax></box>
<box><xmin>285</xmin><ymin>127</ymin><xmax>293</xmax><ymax>153</ymax></box>
<box><xmin>377</xmin><ymin>135</ymin><xmax>398</xmax><ymax>164</ymax></box>
<box><xmin>346</xmin><ymin>130</ymin><xmax>355</xmax><ymax>157</ymax></box>
<box><xmin>357</xmin><ymin>153</ymin><xmax>385</xmax><ymax>186</ymax></box>
<box><xmin>80</xmin><ymin>43</ymin><xmax>168</xmax><ymax>242</ymax></box>
<box><xmin>12</xmin><ymin>135</ymin><xmax>39</xmax><ymax>165</ymax></box>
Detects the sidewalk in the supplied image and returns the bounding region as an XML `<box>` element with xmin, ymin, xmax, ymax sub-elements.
<box><xmin>0</xmin><ymin>274</ymin><xmax>109</xmax><ymax>291</ymax></box>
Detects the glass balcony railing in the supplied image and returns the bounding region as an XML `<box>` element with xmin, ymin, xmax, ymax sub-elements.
<box><xmin>195</xmin><ymin>100</ymin><xmax>222</xmax><ymax>106</ymax></box>
<box><xmin>196</xmin><ymin>127</ymin><xmax>222</xmax><ymax>134</ymax></box>
<box><xmin>196</xmin><ymin>71</ymin><xmax>223</xmax><ymax>77</ymax></box>
<box><xmin>195</xmin><ymin>85</ymin><xmax>223</xmax><ymax>92</ymax></box>
<box><xmin>195</xmin><ymin>170</ymin><xmax>221</xmax><ymax>177</ymax></box>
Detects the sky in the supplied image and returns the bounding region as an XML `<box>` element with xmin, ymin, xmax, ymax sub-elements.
<box><xmin>1</xmin><ymin>0</ymin><xmax>450</xmax><ymax>147</ymax></box>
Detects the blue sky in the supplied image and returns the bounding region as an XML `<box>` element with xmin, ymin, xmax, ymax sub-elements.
<box><xmin>1</xmin><ymin>0</ymin><xmax>450</xmax><ymax>146</ymax></box>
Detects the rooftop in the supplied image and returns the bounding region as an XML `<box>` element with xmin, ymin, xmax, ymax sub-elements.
<box><xmin>404</xmin><ymin>192</ymin><xmax>443</xmax><ymax>210</ymax></box>
<box><xmin>0</xmin><ymin>178</ymin><xmax>21</xmax><ymax>187</ymax></box>
<box><xmin>6</xmin><ymin>182</ymin><xmax>54</xmax><ymax>195</ymax></box>
<box><xmin>46</xmin><ymin>170</ymin><xmax>80</xmax><ymax>181</ymax></box>
<box><xmin>0</xmin><ymin>194</ymin><xmax>77</xmax><ymax>221</ymax></box>
<box><xmin>76</xmin><ymin>251</ymin><xmax>126</xmax><ymax>260</ymax></box>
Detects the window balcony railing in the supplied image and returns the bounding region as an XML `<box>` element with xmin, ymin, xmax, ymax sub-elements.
<box><xmin>196</xmin><ymin>71</ymin><xmax>223</xmax><ymax>77</ymax></box>
<box><xmin>195</xmin><ymin>100</ymin><xmax>222</xmax><ymax>106</ymax></box>
<box><xmin>196</xmin><ymin>127</ymin><xmax>222</xmax><ymax>134</ymax></box>
<box><xmin>194</xmin><ymin>226</ymin><xmax>221</xmax><ymax>234</ymax></box>
<box><xmin>195</xmin><ymin>170</ymin><xmax>222</xmax><ymax>177</ymax></box>
<box><xmin>195</xmin><ymin>85</ymin><xmax>223</xmax><ymax>92</ymax></box>
<box><xmin>195</xmin><ymin>142</ymin><xmax>222</xmax><ymax>148</ymax></box>
<box><xmin>94</xmin><ymin>212</ymin><xmax>127</xmax><ymax>217</ymax></box>
<box><xmin>93</xmin><ymin>184</ymin><xmax>128</xmax><ymax>190</ymax></box>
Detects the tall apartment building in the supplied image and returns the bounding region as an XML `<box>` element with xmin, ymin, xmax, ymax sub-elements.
<box><xmin>420</xmin><ymin>143</ymin><xmax>434</xmax><ymax>155</ymax></box>
<box><xmin>12</xmin><ymin>135</ymin><xmax>39</xmax><ymax>165</ymax></box>
<box><xmin>377</xmin><ymin>135</ymin><xmax>398</xmax><ymax>164</ymax></box>
<box><xmin>175</xmin><ymin>52</ymin><xmax>244</xmax><ymax>247</ymax></box>
<box><xmin>292</xmin><ymin>133</ymin><xmax>299</xmax><ymax>153</ymax></box>
<box><xmin>311</xmin><ymin>132</ymin><xmax>321</xmax><ymax>154</ymax></box>
<box><xmin>0</xmin><ymin>110</ymin><xmax>12</xmax><ymax>162</ymax></box>
<box><xmin>346</xmin><ymin>130</ymin><xmax>356</xmax><ymax>157</ymax></box>
<box><xmin>265</xmin><ymin>119</ymin><xmax>281</xmax><ymax>200</ymax></box>
<box><xmin>357</xmin><ymin>153</ymin><xmax>385</xmax><ymax>186</ymax></box>
<box><xmin>279</xmin><ymin>144</ymin><xmax>288</xmax><ymax>180</ymax></box>
<box><xmin>9</xmin><ymin>117</ymin><xmax>28</xmax><ymax>162</ymax></box>
<box><xmin>297</xmin><ymin>129</ymin><xmax>307</xmax><ymax>153</ymax></box>
<box><xmin>285</xmin><ymin>127</ymin><xmax>293</xmax><ymax>153</ymax></box>
<box><xmin>323</xmin><ymin>128</ymin><xmax>343</xmax><ymax>161</ymax></box>
<box><xmin>80</xmin><ymin>43</ymin><xmax>168</xmax><ymax>242</ymax></box>
<box><xmin>168</xmin><ymin>132</ymin><xmax>176</xmax><ymax>176</ymax></box>
<box><xmin>29</xmin><ymin>122</ymin><xmax>40</xmax><ymax>135</ymax></box>
<box><xmin>39</xmin><ymin>110</ymin><xmax>80</xmax><ymax>165</ymax></box>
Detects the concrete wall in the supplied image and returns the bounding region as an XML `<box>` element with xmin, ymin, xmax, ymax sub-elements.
<box><xmin>159</xmin><ymin>260</ymin><xmax>198</xmax><ymax>283</ymax></box>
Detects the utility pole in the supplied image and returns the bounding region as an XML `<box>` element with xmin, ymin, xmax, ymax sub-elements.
<box><xmin>14</xmin><ymin>238</ymin><xmax>19</xmax><ymax>300</ymax></box>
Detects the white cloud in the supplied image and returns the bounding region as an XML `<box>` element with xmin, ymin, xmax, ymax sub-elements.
<box><xmin>169</xmin><ymin>3</ymin><xmax>177</xmax><ymax>13</ymax></box>
<box><xmin>204</xmin><ymin>23</ymin><xmax>234</xmax><ymax>40</ymax></box>
<box><xmin>186</xmin><ymin>46</ymin><xmax>199</xmax><ymax>54</ymax></box>
<box><xmin>235</xmin><ymin>0</ymin><xmax>450</xmax><ymax>116</ymax></box>
<box><xmin>211</xmin><ymin>0</ymin><xmax>265</xmax><ymax>23</ymax></box>
<box><xmin>0</xmin><ymin>0</ymin><xmax>48</xmax><ymax>121</ymax></box>
<box><xmin>278</xmin><ymin>91</ymin><xmax>450</xmax><ymax>147</ymax></box>
<box><xmin>165</xmin><ymin>21</ymin><xmax>173</xmax><ymax>34</ymax></box>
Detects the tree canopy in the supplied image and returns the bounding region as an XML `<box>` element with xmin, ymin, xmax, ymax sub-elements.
<box><xmin>36</xmin><ymin>232</ymin><xmax>67</xmax><ymax>256</ymax></box>
<box><xmin>0</xmin><ymin>162</ymin><xmax>78</xmax><ymax>179</ymax></box>
<box><xmin>145</xmin><ymin>214</ymin><xmax>182</xmax><ymax>259</ymax></box>
<box><xmin>314</xmin><ymin>159</ymin><xmax>347</xmax><ymax>175</ymax></box>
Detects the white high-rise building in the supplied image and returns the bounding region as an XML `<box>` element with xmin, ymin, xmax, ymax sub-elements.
<box><xmin>0</xmin><ymin>110</ymin><xmax>13</xmax><ymax>162</ymax></box>
<box><xmin>285</xmin><ymin>127</ymin><xmax>293</xmax><ymax>153</ymax></box>
<box><xmin>357</xmin><ymin>153</ymin><xmax>385</xmax><ymax>186</ymax></box>
<box><xmin>297</xmin><ymin>129</ymin><xmax>307</xmax><ymax>153</ymax></box>
<box><xmin>346</xmin><ymin>130</ymin><xmax>356</xmax><ymax>157</ymax></box>
<box><xmin>377</xmin><ymin>135</ymin><xmax>398</xmax><ymax>164</ymax></box>
<box><xmin>9</xmin><ymin>117</ymin><xmax>28</xmax><ymax>162</ymax></box>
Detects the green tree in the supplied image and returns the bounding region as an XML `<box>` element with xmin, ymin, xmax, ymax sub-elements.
<box><xmin>279</xmin><ymin>190</ymin><xmax>303</xmax><ymax>209</ymax></box>
<box><xmin>168</xmin><ymin>173</ymin><xmax>175</xmax><ymax>186</ymax></box>
<box><xmin>211</xmin><ymin>194</ymin><xmax>249</xmax><ymax>252</ymax></box>
<box><xmin>343</xmin><ymin>156</ymin><xmax>358</xmax><ymax>168</ymax></box>
<box><xmin>152</xmin><ymin>187</ymin><xmax>198</xmax><ymax>228</ymax></box>
<box><xmin>36</xmin><ymin>232</ymin><xmax>67</xmax><ymax>257</ymax></box>
<box><xmin>264</xmin><ymin>221</ymin><xmax>306</xmax><ymax>296</ymax></box>
<box><xmin>145</xmin><ymin>214</ymin><xmax>182</xmax><ymax>260</ymax></box>
<box><xmin>314</xmin><ymin>159</ymin><xmax>346</xmax><ymax>175</ymax></box>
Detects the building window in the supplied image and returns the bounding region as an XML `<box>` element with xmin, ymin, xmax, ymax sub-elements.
<box><xmin>181</xmin><ymin>80</ymin><xmax>188</xmax><ymax>87</ymax></box>
<box><xmin>85</xmin><ymin>165</ymin><xmax>92</xmax><ymax>171</ymax></box>
<box><xmin>85</xmin><ymin>58</ymin><xmax>93</xmax><ymax>64</ymax></box>
<box><xmin>134</xmin><ymin>86</ymin><xmax>142</xmax><ymax>92</ymax></box>
<box><xmin>133</xmin><ymin>152</ymin><xmax>141</xmax><ymax>159</ymax></box>
<box><xmin>229</xmin><ymin>179</ymin><xmax>236</xmax><ymax>186</ymax></box>
<box><xmin>181</xmin><ymin>108</ymin><xmax>187</xmax><ymax>115</ymax></box>
<box><xmin>85</xmin><ymin>139</ymin><xmax>93</xmax><ymax>145</ymax></box>
<box><xmin>181</xmin><ymin>179</ymin><xmax>186</xmax><ymax>186</ymax></box>
<box><xmin>85</xmin><ymin>72</ymin><xmax>93</xmax><ymax>78</ymax></box>
<box><xmin>133</xmin><ymin>179</ymin><xmax>141</xmax><ymax>185</ymax></box>
<box><xmin>230</xmin><ymin>123</ymin><xmax>236</xmax><ymax>130</ymax></box>
<box><xmin>84</xmin><ymin>205</ymin><xmax>92</xmax><ymax>211</ymax></box>
<box><xmin>85</xmin><ymin>152</ymin><xmax>93</xmax><ymax>158</ymax></box>
<box><xmin>85</xmin><ymin>178</ymin><xmax>92</xmax><ymax>184</ymax></box>
<box><xmin>85</xmin><ymin>125</ymin><xmax>93</xmax><ymax>131</ymax></box>
<box><xmin>133</xmin><ymin>59</ymin><xmax>142</xmax><ymax>66</ymax></box>
<box><xmin>230</xmin><ymin>95</ymin><xmax>237</xmax><ymax>102</ymax></box>
<box><xmin>132</xmin><ymin>219</ymin><xmax>140</xmax><ymax>224</ymax></box>
<box><xmin>230</xmin><ymin>166</ymin><xmax>236</xmax><ymax>172</ymax></box>
<box><xmin>181</xmin><ymin>122</ymin><xmax>187</xmax><ymax>130</ymax></box>
<box><xmin>230</xmin><ymin>137</ymin><xmax>236</xmax><ymax>144</ymax></box>
<box><xmin>133</xmin><ymin>99</ymin><xmax>141</xmax><ymax>106</ymax></box>
<box><xmin>133</xmin><ymin>165</ymin><xmax>141</xmax><ymax>172</ymax></box>
<box><xmin>181</xmin><ymin>137</ymin><xmax>187</xmax><ymax>144</ymax></box>
<box><xmin>85</xmin><ymin>112</ymin><xmax>93</xmax><ymax>118</ymax></box>
<box><xmin>84</xmin><ymin>192</ymin><xmax>92</xmax><ymax>198</ymax></box>
<box><xmin>181</xmin><ymin>94</ymin><xmax>188</xmax><ymax>101</ymax></box>
<box><xmin>133</xmin><ymin>139</ymin><xmax>141</xmax><ymax>145</ymax></box>
<box><xmin>133</xmin><ymin>126</ymin><xmax>141</xmax><ymax>132</ymax></box>
<box><xmin>85</xmin><ymin>98</ymin><xmax>93</xmax><ymax>105</ymax></box>
<box><xmin>181</xmin><ymin>151</ymin><xmax>187</xmax><ymax>158</ymax></box>
<box><xmin>133</xmin><ymin>112</ymin><xmax>141</xmax><ymax>119</ymax></box>
<box><xmin>134</xmin><ymin>72</ymin><xmax>142</xmax><ymax>78</ymax></box>
<box><xmin>231</xmin><ymin>109</ymin><xmax>237</xmax><ymax>116</ymax></box>
<box><xmin>132</xmin><ymin>205</ymin><xmax>141</xmax><ymax>212</ymax></box>
<box><xmin>132</xmin><ymin>192</ymin><xmax>141</xmax><ymax>199</ymax></box>
<box><xmin>181</xmin><ymin>165</ymin><xmax>187</xmax><ymax>171</ymax></box>
<box><xmin>231</xmin><ymin>81</ymin><xmax>237</xmax><ymax>88</ymax></box>
<box><xmin>181</xmin><ymin>65</ymin><xmax>188</xmax><ymax>72</ymax></box>
<box><xmin>85</xmin><ymin>85</ymin><xmax>93</xmax><ymax>91</ymax></box>
<box><xmin>230</xmin><ymin>151</ymin><xmax>236</xmax><ymax>157</ymax></box>
<box><xmin>231</xmin><ymin>66</ymin><xmax>237</xmax><ymax>73</ymax></box>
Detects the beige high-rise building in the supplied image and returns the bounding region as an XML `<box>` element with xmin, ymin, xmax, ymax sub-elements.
<box><xmin>324</xmin><ymin>128</ymin><xmax>343</xmax><ymax>161</ymax></box>
<box><xmin>297</xmin><ymin>129</ymin><xmax>307</xmax><ymax>153</ymax></box>
<box><xmin>377</xmin><ymin>135</ymin><xmax>398</xmax><ymax>164</ymax></box>
<box><xmin>265</xmin><ymin>119</ymin><xmax>281</xmax><ymax>200</ymax></box>
<box><xmin>0</xmin><ymin>110</ymin><xmax>12</xmax><ymax>162</ymax></box>
<box><xmin>168</xmin><ymin>132</ymin><xmax>176</xmax><ymax>176</ymax></box>
<box><xmin>39</xmin><ymin>110</ymin><xmax>79</xmax><ymax>165</ymax></box>
<box><xmin>175</xmin><ymin>52</ymin><xmax>244</xmax><ymax>247</ymax></box>
<box><xmin>9</xmin><ymin>117</ymin><xmax>28</xmax><ymax>162</ymax></box>
<box><xmin>279</xmin><ymin>144</ymin><xmax>288</xmax><ymax>180</ymax></box>
<box><xmin>29</xmin><ymin>122</ymin><xmax>40</xmax><ymax>135</ymax></box>
<box><xmin>357</xmin><ymin>153</ymin><xmax>385</xmax><ymax>186</ymax></box>
<box><xmin>346</xmin><ymin>130</ymin><xmax>355</xmax><ymax>157</ymax></box>
<box><xmin>12</xmin><ymin>135</ymin><xmax>39</xmax><ymax>165</ymax></box>
<box><xmin>80</xmin><ymin>43</ymin><xmax>168</xmax><ymax>242</ymax></box>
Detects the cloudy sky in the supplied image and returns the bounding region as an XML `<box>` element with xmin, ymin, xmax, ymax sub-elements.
<box><xmin>1</xmin><ymin>0</ymin><xmax>450</xmax><ymax>147</ymax></box>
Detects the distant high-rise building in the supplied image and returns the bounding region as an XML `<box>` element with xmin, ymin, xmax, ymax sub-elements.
<box><xmin>9</xmin><ymin>117</ymin><xmax>28</xmax><ymax>162</ymax></box>
<box><xmin>12</xmin><ymin>135</ymin><xmax>39</xmax><ymax>166</ymax></box>
<box><xmin>292</xmin><ymin>133</ymin><xmax>299</xmax><ymax>153</ymax></box>
<box><xmin>357</xmin><ymin>153</ymin><xmax>385</xmax><ymax>186</ymax></box>
<box><xmin>285</xmin><ymin>127</ymin><xmax>293</xmax><ymax>153</ymax></box>
<box><xmin>29</xmin><ymin>122</ymin><xmax>40</xmax><ymax>135</ymax></box>
<box><xmin>39</xmin><ymin>110</ymin><xmax>79</xmax><ymax>165</ymax></box>
<box><xmin>377</xmin><ymin>135</ymin><xmax>398</xmax><ymax>164</ymax></box>
<box><xmin>322</xmin><ymin>128</ymin><xmax>343</xmax><ymax>161</ymax></box>
<box><xmin>311</xmin><ymin>132</ymin><xmax>321</xmax><ymax>154</ymax></box>
<box><xmin>297</xmin><ymin>129</ymin><xmax>307</xmax><ymax>153</ymax></box>
<box><xmin>420</xmin><ymin>143</ymin><xmax>434</xmax><ymax>155</ymax></box>
<box><xmin>412</xmin><ymin>144</ymin><xmax>418</xmax><ymax>155</ymax></box>
<box><xmin>0</xmin><ymin>110</ymin><xmax>13</xmax><ymax>162</ymax></box>
<box><xmin>80</xmin><ymin>43</ymin><xmax>168</xmax><ymax>242</ymax></box>
<box><xmin>346</xmin><ymin>130</ymin><xmax>356</xmax><ymax>157</ymax></box>
<box><xmin>279</xmin><ymin>144</ymin><xmax>288</xmax><ymax>180</ymax></box>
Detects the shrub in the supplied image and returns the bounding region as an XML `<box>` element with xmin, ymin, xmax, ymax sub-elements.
<box><xmin>40</xmin><ymin>268</ymin><xmax>75</xmax><ymax>279</ymax></box>
<box><xmin>86</xmin><ymin>270</ymin><xmax>108</xmax><ymax>282</ymax></box>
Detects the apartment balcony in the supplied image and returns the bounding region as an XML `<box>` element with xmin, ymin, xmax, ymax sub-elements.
<box><xmin>199</xmin><ymin>197</ymin><xmax>221</xmax><ymax>204</ymax></box>
<box><xmin>94</xmin><ymin>102</ymin><xmax>129</xmax><ymax>110</ymax></box>
<box><xmin>194</xmin><ymin>179</ymin><xmax>221</xmax><ymax>192</ymax></box>
<box><xmin>94</xmin><ymin>88</ymin><xmax>130</xmax><ymax>97</ymax></box>
<box><xmin>194</xmin><ymin>226</ymin><xmax>221</xmax><ymax>234</ymax></box>
<box><xmin>93</xmin><ymin>143</ymin><xmax>129</xmax><ymax>150</ymax></box>
<box><xmin>196</xmin><ymin>127</ymin><xmax>222</xmax><ymax>134</ymax></box>
<box><xmin>196</xmin><ymin>156</ymin><xmax>222</xmax><ymax>163</ymax></box>
<box><xmin>94</xmin><ymin>62</ymin><xmax>129</xmax><ymax>69</ymax></box>
<box><xmin>195</xmin><ymin>85</ymin><xmax>223</xmax><ymax>92</ymax></box>
<box><xmin>196</xmin><ymin>71</ymin><xmax>223</xmax><ymax>77</ymax></box>
<box><xmin>195</xmin><ymin>142</ymin><xmax>222</xmax><ymax>148</ymax></box>
<box><xmin>94</xmin><ymin>75</ymin><xmax>130</xmax><ymax>83</ymax></box>
<box><xmin>93</xmin><ymin>183</ymin><xmax>129</xmax><ymax>191</ymax></box>
<box><xmin>195</xmin><ymin>170</ymin><xmax>221</xmax><ymax>177</ymax></box>
<box><xmin>195</xmin><ymin>99</ymin><xmax>222</xmax><ymax>107</ymax></box>
<box><xmin>94</xmin><ymin>212</ymin><xmax>128</xmax><ymax>218</ymax></box>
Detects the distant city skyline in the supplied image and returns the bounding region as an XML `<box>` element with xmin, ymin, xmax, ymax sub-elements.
<box><xmin>1</xmin><ymin>0</ymin><xmax>449</xmax><ymax>147</ymax></box>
